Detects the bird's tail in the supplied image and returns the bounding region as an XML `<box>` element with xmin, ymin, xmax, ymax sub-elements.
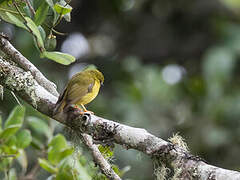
<box><xmin>53</xmin><ymin>100</ymin><xmax>66</xmax><ymax>116</ymax></box>
<box><xmin>53</xmin><ymin>86</ymin><xmax>68</xmax><ymax>117</ymax></box>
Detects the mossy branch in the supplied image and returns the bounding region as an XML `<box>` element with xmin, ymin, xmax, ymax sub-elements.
<box><xmin>0</xmin><ymin>38</ymin><xmax>240</xmax><ymax>180</ymax></box>
<box><xmin>0</xmin><ymin>34</ymin><xmax>59</xmax><ymax>97</ymax></box>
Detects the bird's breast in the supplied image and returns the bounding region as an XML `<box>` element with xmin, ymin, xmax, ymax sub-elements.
<box><xmin>78</xmin><ymin>80</ymin><xmax>100</xmax><ymax>105</ymax></box>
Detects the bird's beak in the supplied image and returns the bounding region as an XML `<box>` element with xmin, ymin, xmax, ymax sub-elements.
<box><xmin>101</xmin><ymin>82</ymin><xmax>104</xmax><ymax>86</ymax></box>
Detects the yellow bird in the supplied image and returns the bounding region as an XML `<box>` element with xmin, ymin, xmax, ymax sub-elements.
<box><xmin>53</xmin><ymin>68</ymin><xmax>104</xmax><ymax>115</ymax></box>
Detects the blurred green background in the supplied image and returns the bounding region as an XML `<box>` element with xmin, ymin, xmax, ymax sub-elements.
<box><xmin>1</xmin><ymin>0</ymin><xmax>240</xmax><ymax>179</ymax></box>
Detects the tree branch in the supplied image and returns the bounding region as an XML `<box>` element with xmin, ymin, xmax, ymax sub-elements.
<box><xmin>81</xmin><ymin>134</ymin><xmax>121</xmax><ymax>180</ymax></box>
<box><xmin>0</xmin><ymin>34</ymin><xmax>59</xmax><ymax>97</ymax></box>
<box><xmin>0</xmin><ymin>48</ymin><xmax>240</xmax><ymax>179</ymax></box>
<box><xmin>0</xmin><ymin>57</ymin><xmax>121</xmax><ymax>180</ymax></box>
<box><xmin>0</xmin><ymin>57</ymin><xmax>57</xmax><ymax>116</ymax></box>
<box><xmin>67</xmin><ymin>113</ymin><xmax>240</xmax><ymax>180</ymax></box>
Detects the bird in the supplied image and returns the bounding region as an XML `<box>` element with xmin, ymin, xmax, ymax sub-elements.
<box><xmin>53</xmin><ymin>67</ymin><xmax>104</xmax><ymax>116</ymax></box>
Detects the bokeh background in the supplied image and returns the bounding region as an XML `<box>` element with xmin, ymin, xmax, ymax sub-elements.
<box><xmin>1</xmin><ymin>0</ymin><xmax>240</xmax><ymax>179</ymax></box>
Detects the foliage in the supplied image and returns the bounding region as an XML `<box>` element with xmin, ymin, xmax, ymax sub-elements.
<box><xmin>0</xmin><ymin>0</ymin><xmax>75</xmax><ymax>65</ymax></box>
<box><xmin>0</xmin><ymin>106</ymin><xmax>29</xmax><ymax>178</ymax></box>
<box><xmin>0</xmin><ymin>106</ymin><xmax>124</xmax><ymax>179</ymax></box>
<box><xmin>1</xmin><ymin>0</ymin><xmax>240</xmax><ymax>179</ymax></box>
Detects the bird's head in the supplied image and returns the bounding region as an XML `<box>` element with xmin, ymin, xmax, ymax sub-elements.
<box><xmin>86</xmin><ymin>69</ymin><xmax>104</xmax><ymax>85</ymax></box>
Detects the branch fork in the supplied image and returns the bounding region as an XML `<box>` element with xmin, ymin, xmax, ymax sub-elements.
<box><xmin>1</xmin><ymin>34</ymin><xmax>240</xmax><ymax>180</ymax></box>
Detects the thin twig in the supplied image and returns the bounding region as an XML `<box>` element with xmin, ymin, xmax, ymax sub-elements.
<box><xmin>53</xmin><ymin>15</ymin><xmax>63</xmax><ymax>28</ymax></box>
<box><xmin>43</xmin><ymin>23</ymin><xmax>67</xmax><ymax>36</ymax></box>
<box><xmin>12</xmin><ymin>1</ymin><xmax>26</xmax><ymax>22</ymax></box>
<box><xmin>24</xmin><ymin>0</ymin><xmax>35</xmax><ymax>16</ymax></box>
<box><xmin>82</xmin><ymin>133</ymin><xmax>121</xmax><ymax>180</ymax></box>
<box><xmin>0</xmin><ymin>57</ymin><xmax>121</xmax><ymax>180</ymax></box>
<box><xmin>1</xmin><ymin>53</ymin><xmax>240</xmax><ymax>179</ymax></box>
<box><xmin>12</xmin><ymin>1</ymin><xmax>45</xmax><ymax>53</ymax></box>
<box><xmin>11</xmin><ymin>91</ymin><xmax>22</xmax><ymax>106</ymax></box>
<box><xmin>0</xmin><ymin>8</ymin><xmax>24</xmax><ymax>15</ymax></box>
<box><xmin>0</xmin><ymin>84</ymin><xmax>3</xmax><ymax>100</ymax></box>
<box><xmin>51</xmin><ymin>28</ymin><xmax>67</xmax><ymax>36</ymax></box>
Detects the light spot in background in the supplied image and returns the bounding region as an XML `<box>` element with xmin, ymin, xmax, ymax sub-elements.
<box><xmin>89</xmin><ymin>35</ymin><xmax>115</xmax><ymax>56</ymax></box>
<box><xmin>68</xmin><ymin>63</ymin><xmax>88</xmax><ymax>79</ymax></box>
<box><xmin>162</xmin><ymin>64</ymin><xmax>185</xmax><ymax>85</ymax></box>
<box><xmin>61</xmin><ymin>33</ymin><xmax>90</xmax><ymax>59</ymax></box>
<box><xmin>121</xmin><ymin>0</ymin><xmax>135</xmax><ymax>11</ymax></box>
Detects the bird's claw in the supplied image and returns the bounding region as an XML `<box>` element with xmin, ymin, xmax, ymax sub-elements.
<box><xmin>80</xmin><ymin>110</ymin><xmax>94</xmax><ymax>115</ymax></box>
<box><xmin>72</xmin><ymin>105</ymin><xmax>94</xmax><ymax>115</ymax></box>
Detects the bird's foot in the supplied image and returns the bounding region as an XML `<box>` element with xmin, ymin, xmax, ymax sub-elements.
<box><xmin>72</xmin><ymin>105</ymin><xmax>94</xmax><ymax>115</ymax></box>
<box><xmin>73</xmin><ymin>105</ymin><xmax>83</xmax><ymax>112</ymax></box>
<box><xmin>80</xmin><ymin>110</ymin><xmax>94</xmax><ymax>115</ymax></box>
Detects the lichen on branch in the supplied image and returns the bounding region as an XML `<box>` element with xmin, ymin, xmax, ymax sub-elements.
<box><xmin>0</xmin><ymin>58</ymin><xmax>38</xmax><ymax>106</ymax></box>
<box><xmin>0</xmin><ymin>57</ymin><xmax>57</xmax><ymax>116</ymax></box>
<box><xmin>0</xmin><ymin>34</ymin><xmax>59</xmax><ymax>97</ymax></box>
<box><xmin>1</xmin><ymin>47</ymin><xmax>240</xmax><ymax>179</ymax></box>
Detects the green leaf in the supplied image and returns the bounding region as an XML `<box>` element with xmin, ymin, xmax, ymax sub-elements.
<box><xmin>98</xmin><ymin>145</ymin><xmax>114</xmax><ymax>159</ymax></box>
<box><xmin>56</xmin><ymin>164</ymin><xmax>75</xmax><ymax>180</ymax></box>
<box><xmin>3</xmin><ymin>10</ymin><xmax>44</xmax><ymax>51</ymax></box>
<box><xmin>25</xmin><ymin>17</ymin><xmax>45</xmax><ymax>49</ymax></box>
<box><xmin>112</xmin><ymin>164</ymin><xmax>121</xmax><ymax>176</ymax></box>
<box><xmin>4</xmin><ymin>105</ymin><xmax>25</xmax><ymax>128</ymax></box>
<box><xmin>56</xmin><ymin>156</ymin><xmax>92</xmax><ymax>180</ymax></box>
<box><xmin>38</xmin><ymin>158</ymin><xmax>58</xmax><ymax>174</ymax></box>
<box><xmin>0</xmin><ymin>124</ymin><xmax>21</xmax><ymax>140</ymax></box>
<box><xmin>5</xmin><ymin>136</ymin><xmax>17</xmax><ymax>146</ymax></box>
<box><xmin>48</xmin><ymin>147</ymin><xmax>74</xmax><ymax>165</ymax></box>
<box><xmin>42</xmin><ymin>51</ymin><xmax>75</xmax><ymax>65</ymax></box>
<box><xmin>1</xmin><ymin>144</ymin><xmax>18</xmax><ymax>155</ymax></box>
<box><xmin>34</xmin><ymin>1</ymin><xmax>49</xmax><ymax>26</ymax></box>
<box><xmin>48</xmin><ymin>134</ymin><xmax>69</xmax><ymax>165</ymax></box>
<box><xmin>42</xmin><ymin>0</ymin><xmax>58</xmax><ymax>25</ymax></box>
<box><xmin>31</xmin><ymin>136</ymin><xmax>44</xmax><ymax>150</ymax></box>
<box><xmin>27</xmin><ymin>116</ymin><xmax>52</xmax><ymax>139</ymax></box>
<box><xmin>33</xmin><ymin>0</ymin><xmax>44</xmax><ymax>10</ymax></box>
<box><xmin>54</xmin><ymin>1</ymin><xmax>72</xmax><ymax>15</ymax></box>
<box><xmin>23</xmin><ymin>3</ymin><xmax>32</xmax><ymax>18</ymax></box>
<box><xmin>5</xmin><ymin>12</ymin><xmax>27</xmax><ymax>30</ymax></box>
<box><xmin>58</xmin><ymin>148</ymin><xmax>74</xmax><ymax>161</ymax></box>
<box><xmin>16</xmin><ymin>130</ymin><xmax>32</xmax><ymax>149</ymax></box>
<box><xmin>38</xmin><ymin>26</ymin><xmax>46</xmax><ymax>42</ymax></box>
<box><xmin>48</xmin><ymin>134</ymin><xmax>68</xmax><ymax>150</ymax></box>
<box><xmin>0</xmin><ymin>2</ymin><xmax>25</xmax><ymax>25</ymax></box>
<box><xmin>45</xmin><ymin>0</ymin><xmax>54</xmax><ymax>7</ymax></box>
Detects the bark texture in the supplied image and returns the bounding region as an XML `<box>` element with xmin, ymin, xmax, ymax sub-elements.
<box><xmin>0</xmin><ymin>37</ymin><xmax>240</xmax><ymax>179</ymax></box>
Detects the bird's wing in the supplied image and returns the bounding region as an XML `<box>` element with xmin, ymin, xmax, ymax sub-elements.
<box><xmin>56</xmin><ymin>85</ymin><xmax>67</xmax><ymax>105</ymax></box>
<box><xmin>53</xmin><ymin>83</ymin><xmax>69</xmax><ymax>115</ymax></box>
<box><xmin>53</xmin><ymin>73</ymin><xmax>95</xmax><ymax>115</ymax></box>
<box><xmin>67</xmin><ymin>76</ymin><xmax>95</xmax><ymax>105</ymax></box>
